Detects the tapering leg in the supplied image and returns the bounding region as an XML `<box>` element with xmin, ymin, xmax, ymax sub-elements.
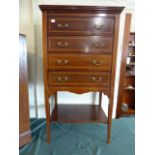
<box><xmin>99</xmin><ymin>92</ymin><xmax>102</xmax><ymax>107</ymax></box>
<box><xmin>45</xmin><ymin>94</ymin><xmax>51</xmax><ymax>143</ymax></box>
<box><xmin>107</xmin><ymin>96</ymin><xmax>114</xmax><ymax>144</ymax></box>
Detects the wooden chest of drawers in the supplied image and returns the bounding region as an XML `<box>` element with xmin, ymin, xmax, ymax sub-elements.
<box><xmin>39</xmin><ymin>5</ymin><xmax>124</xmax><ymax>144</ymax></box>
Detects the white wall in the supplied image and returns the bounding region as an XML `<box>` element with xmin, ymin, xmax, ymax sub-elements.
<box><xmin>20</xmin><ymin>0</ymin><xmax>135</xmax><ymax>118</ymax></box>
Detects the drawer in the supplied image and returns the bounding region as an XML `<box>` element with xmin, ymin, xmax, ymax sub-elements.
<box><xmin>48</xmin><ymin>71</ymin><xmax>111</xmax><ymax>86</ymax></box>
<box><xmin>47</xmin><ymin>14</ymin><xmax>115</xmax><ymax>36</ymax></box>
<box><xmin>48</xmin><ymin>36</ymin><xmax>113</xmax><ymax>53</ymax></box>
<box><xmin>48</xmin><ymin>53</ymin><xmax>112</xmax><ymax>71</ymax></box>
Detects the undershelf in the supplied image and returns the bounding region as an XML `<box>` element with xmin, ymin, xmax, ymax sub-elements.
<box><xmin>51</xmin><ymin>104</ymin><xmax>107</xmax><ymax>123</ymax></box>
<box><xmin>121</xmin><ymin>108</ymin><xmax>135</xmax><ymax>115</ymax></box>
<box><xmin>123</xmin><ymin>88</ymin><xmax>135</xmax><ymax>91</ymax></box>
<box><xmin>125</xmin><ymin>74</ymin><xmax>135</xmax><ymax>77</ymax></box>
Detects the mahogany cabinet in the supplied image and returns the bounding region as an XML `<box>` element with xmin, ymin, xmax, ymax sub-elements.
<box><xmin>19</xmin><ymin>34</ymin><xmax>31</xmax><ymax>147</ymax></box>
<box><xmin>39</xmin><ymin>5</ymin><xmax>124</xmax><ymax>144</ymax></box>
<box><xmin>116</xmin><ymin>14</ymin><xmax>135</xmax><ymax>118</ymax></box>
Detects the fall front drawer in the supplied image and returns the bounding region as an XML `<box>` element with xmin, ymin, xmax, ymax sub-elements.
<box><xmin>48</xmin><ymin>53</ymin><xmax>112</xmax><ymax>71</ymax></box>
<box><xmin>47</xmin><ymin>14</ymin><xmax>115</xmax><ymax>36</ymax></box>
<box><xmin>48</xmin><ymin>71</ymin><xmax>111</xmax><ymax>86</ymax></box>
<box><xmin>48</xmin><ymin>36</ymin><xmax>113</xmax><ymax>53</ymax></box>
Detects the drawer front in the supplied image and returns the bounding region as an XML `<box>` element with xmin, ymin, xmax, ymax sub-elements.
<box><xmin>48</xmin><ymin>53</ymin><xmax>112</xmax><ymax>71</ymax></box>
<box><xmin>48</xmin><ymin>36</ymin><xmax>113</xmax><ymax>53</ymax></box>
<box><xmin>47</xmin><ymin>14</ymin><xmax>115</xmax><ymax>36</ymax></box>
<box><xmin>48</xmin><ymin>71</ymin><xmax>110</xmax><ymax>86</ymax></box>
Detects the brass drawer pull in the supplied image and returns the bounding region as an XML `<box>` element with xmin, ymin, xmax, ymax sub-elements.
<box><xmin>57</xmin><ymin>76</ymin><xmax>69</xmax><ymax>82</ymax></box>
<box><xmin>94</xmin><ymin>42</ymin><xmax>105</xmax><ymax>48</ymax></box>
<box><xmin>91</xmin><ymin>77</ymin><xmax>102</xmax><ymax>83</ymax></box>
<box><xmin>57</xmin><ymin>23</ymin><xmax>69</xmax><ymax>28</ymax></box>
<box><xmin>57</xmin><ymin>60</ymin><xmax>69</xmax><ymax>65</ymax></box>
<box><xmin>57</xmin><ymin>42</ymin><xmax>69</xmax><ymax>48</ymax></box>
<box><xmin>92</xmin><ymin>59</ymin><xmax>103</xmax><ymax>66</ymax></box>
<box><xmin>95</xmin><ymin>24</ymin><xmax>104</xmax><ymax>30</ymax></box>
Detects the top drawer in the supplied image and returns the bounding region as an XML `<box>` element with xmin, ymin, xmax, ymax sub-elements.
<box><xmin>47</xmin><ymin>14</ymin><xmax>115</xmax><ymax>36</ymax></box>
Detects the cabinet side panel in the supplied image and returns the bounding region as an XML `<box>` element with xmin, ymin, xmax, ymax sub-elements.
<box><xmin>19</xmin><ymin>34</ymin><xmax>31</xmax><ymax>147</ymax></box>
<box><xmin>109</xmin><ymin>14</ymin><xmax>120</xmax><ymax>109</ymax></box>
<box><xmin>116</xmin><ymin>14</ymin><xmax>132</xmax><ymax>118</ymax></box>
<box><xmin>42</xmin><ymin>12</ymin><xmax>49</xmax><ymax>96</ymax></box>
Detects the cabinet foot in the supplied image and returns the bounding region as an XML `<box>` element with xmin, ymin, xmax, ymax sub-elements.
<box><xmin>45</xmin><ymin>95</ymin><xmax>51</xmax><ymax>143</ymax></box>
<box><xmin>107</xmin><ymin>123</ymin><xmax>111</xmax><ymax>144</ymax></box>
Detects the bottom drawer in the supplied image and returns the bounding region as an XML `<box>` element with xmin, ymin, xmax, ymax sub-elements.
<box><xmin>48</xmin><ymin>71</ymin><xmax>111</xmax><ymax>86</ymax></box>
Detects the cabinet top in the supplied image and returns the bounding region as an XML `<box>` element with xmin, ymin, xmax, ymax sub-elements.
<box><xmin>39</xmin><ymin>5</ymin><xmax>124</xmax><ymax>14</ymax></box>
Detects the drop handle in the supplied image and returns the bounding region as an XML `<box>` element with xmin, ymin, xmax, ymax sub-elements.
<box><xmin>92</xmin><ymin>59</ymin><xmax>103</xmax><ymax>66</ymax></box>
<box><xmin>57</xmin><ymin>23</ymin><xmax>69</xmax><ymax>28</ymax></box>
<box><xmin>57</xmin><ymin>42</ymin><xmax>69</xmax><ymax>48</ymax></box>
<box><xmin>57</xmin><ymin>76</ymin><xmax>69</xmax><ymax>82</ymax></box>
<box><xmin>91</xmin><ymin>77</ymin><xmax>102</xmax><ymax>83</ymax></box>
<box><xmin>94</xmin><ymin>42</ymin><xmax>105</xmax><ymax>48</ymax></box>
<box><xmin>95</xmin><ymin>24</ymin><xmax>104</xmax><ymax>30</ymax></box>
<box><xmin>57</xmin><ymin>60</ymin><xmax>69</xmax><ymax>65</ymax></box>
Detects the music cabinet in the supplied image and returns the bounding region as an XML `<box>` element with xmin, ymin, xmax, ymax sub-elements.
<box><xmin>39</xmin><ymin>5</ymin><xmax>124</xmax><ymax>144</ymax></box>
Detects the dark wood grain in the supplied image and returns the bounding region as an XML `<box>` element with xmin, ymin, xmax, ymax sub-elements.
<box><xmin>48</xmin><ymin>71</ymin><xmax>111</xmax><ymax>86</ymax></box>
<box><xmin>48</xmin><ymin>53</ymin><xmax>112</xmax><ymax>71</ymax></box>
<box><xmin>122</xmin><ymin>91</ymin><xmax>135</xmax><ymax>109</ymax></box>
<box><xmin>51</xmin><ymin>104</ymin><xmax>107</xmax><ymax>123</ymax></box>
<box><xmin>124</xmin><ymin>76</ymin><xmax>135</xmax><ymax>88</ymax></box>
<box><xmin>47</xmin><ymin>14</ymin><xmax>115</xmax><ymax>36</ymax></box>
<box><xmin>39</xmin><ymin>5</ymin><xmax>124</xmax><ymax>14</ymax></box>
<box><xmin>48</xmin><ymin>36</ymin><xmax>113</xmax><ymax>53</ymax></box>
<box><xmin>19</xmin><ymin>34</ymin><xmax>31</xmax><ymax>147</ymax></box>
